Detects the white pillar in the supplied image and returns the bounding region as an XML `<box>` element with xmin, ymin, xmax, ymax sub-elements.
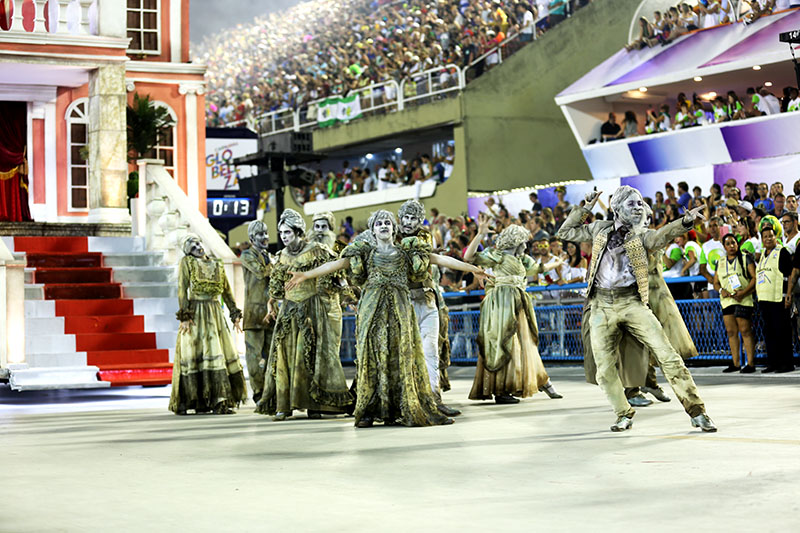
<box><xmin>10</xmin><ymin>0</ymin><xmax>25</xmax><ymax>31</ymax></box>
<box><xmin>170</xmin><ymin>0</ymin><xmax>181</xmax><ymax>62</ymax></box>
<box><xmin>179</xmin><ymin>82</ymin><xmax>204</xmax><ymax>211</ymax></box>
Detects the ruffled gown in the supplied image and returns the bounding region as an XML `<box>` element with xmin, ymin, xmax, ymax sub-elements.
<box><xmin>257</xmin><ymin>242</ymin><xmax>353</xmax><ymax>415</ymax></box>
<box><xmin>342</xmin><ymin>237</ymin><xmax>450</xmax><ymax>426</ymax></box>
<box><xmin>169</xmin><ymin>255</ymin><xmax>247</xmax><ymax>413</ymax></box>
<box><xmin>469</xmin><ymin>250</ymin><xmax>550</xmax><ymax>400</ymax></box>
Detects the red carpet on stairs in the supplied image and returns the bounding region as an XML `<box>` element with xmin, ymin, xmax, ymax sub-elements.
<box><xmin>17</xmin><ymin>236</ymin><xmax>172</xmax><ymax>387</ymax></box>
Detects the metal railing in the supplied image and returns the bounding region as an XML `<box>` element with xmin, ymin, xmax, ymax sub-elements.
<box><xmin>338</xmin><ymin>276</ymin><xmax>800</xmax><ymax>365</ymax></box>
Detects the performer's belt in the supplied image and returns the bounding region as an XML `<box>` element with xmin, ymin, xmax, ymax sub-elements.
<box><xmin>593</xmin><ymin>285</ymin><xmax>638</xmax><ymax>297</ymax></box>
<box><xmin>494</xmin><ymin>275</ymin><xmax>526</xmax><ymax>290</ymax></box>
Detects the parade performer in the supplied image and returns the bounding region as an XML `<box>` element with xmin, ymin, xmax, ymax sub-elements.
<box><xmin>241</xmin><ymin>220</ymin><xmax>274</xmax><ymax>404</ymax></box>
<box><xmin>256</xmin><ymin>209</ymin><xmax>353</xmax><ymax>420</ymax></box>
<box><xmin>396</xmin><ymin>199</ymin><xmax>460</xmax><ymax>416</ymax></box>
<box><xmin>582</xmin><ymin>204</ymin><xmax>696</xmax><ymax>407</ymax></box>
<box><xmin>169</xmin><ymin>235</ymin><xmax>247</xmax><ymax>415</ymax></box>
<box><xmin>557</xmin><ymin>186</ymin><xmax>716</xmax><ymax>432</ymax></box>
<box><xmin>285</xmin><ymin>210</ymin><xmax>490</xmax><ymax>428</ymax></box>
<box><xmin>463</xmin><ymin>216</ymin><xmax>563</xmax><ymax>404</ymax></box>
<box><xmin>308</xmin><ymin>211</ymin><xmax>344</xmax><ymax>253</ymax></box>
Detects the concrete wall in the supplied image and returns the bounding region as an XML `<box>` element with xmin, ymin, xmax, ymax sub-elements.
<box><xmin>462</xmin><ymin>0</ymin><xmax>642</xmax><ymax>191</ymax></box>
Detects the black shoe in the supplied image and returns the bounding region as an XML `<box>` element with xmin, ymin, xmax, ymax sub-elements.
<box><xmin>494</xmin><ymin>394</ymin><xmax>520</xmax><ymax>404</ymax></box>
<box><xmin>437</xmin><ymin>403</ymin><xmax>462</xmax><ymax>416</ymax></box>
<box><xmin>307</xmin><ymin>410</ymin><xmax>322</xmax><ymax>419</ymax></box>
<box><xmin>356</xmin><ymin>417</ymin><xmax>373</xmax><ymax>428</ymax></box>
<box><xmin>740</xmin><ymin>365</ymin><xmax>756</xmax><ymax>374</ymax></box>
<box><xmin>539</xmin><ymin>382</ymin><xmax>563</xmax><ymax>399</ymax></box>
<box><xmin>722</xmin><ymin>364</ymin><xmax>740</xmax><ymax>373</ymax></box>
<box><xmin>775</xmin><ymin>366</ymin><xmax>795</xmax><ymax>373</ymax></box>
<box><xmin>761</xmin><ymin>367</ymin><xmax>777</xmax><ymax>373</ymax></box>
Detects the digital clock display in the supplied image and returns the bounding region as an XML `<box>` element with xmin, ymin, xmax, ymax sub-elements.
<box><xmin>207</xmin><ymin>197</ymin><xmax>256</xmax><ymax>219</ymax></box>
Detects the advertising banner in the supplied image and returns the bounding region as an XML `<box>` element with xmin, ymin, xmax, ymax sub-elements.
<box><xmin>205</xmin><ymin>136</ymin><xmax>257</xmax><ymax>192</ymax></box>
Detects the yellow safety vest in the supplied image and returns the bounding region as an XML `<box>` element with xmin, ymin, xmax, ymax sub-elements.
<box><xmin>719</xmin><ymin>255</ymin><xmax>754</xmax><ymax>309</ymax></box>
<box><xmin>756</xmin><ymin>246</ymin><xmax>785</xmax><ymax>303</ymax></box>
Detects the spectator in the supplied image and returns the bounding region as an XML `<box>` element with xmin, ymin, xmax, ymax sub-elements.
<box><xmin>549</xmin><ymin>0</ymin><xmax>568</xmax><ymax>27</ymax></box>
<box><xmin>786</xmin><ymin>194</ymin><xmax>798</xmax><ymax>213</ymax></box>
<box><xmin>677</xmin><ymin>181</ymin><xmax>691</xmax><ymax>213</ymax></box>
<box><xmin>782</xmin><ymin>211</ymin><xmax>800</xmax><ymax>254</ymax></box>
<box><xmin>518</xmin><ymin>3</ymin><xmax>536</xmax><ymax>42</ymax></box>
<box><xmin>564</xmin><ymin>241</ymin><xmax>587</xmax><ymax>283</ymax></box>
<box><xmin>700</xmin><ymin>216</ymin><xmax>726</xmax><ymax>298</ymax></box>
<box><xmin>771</xmin><ymin>192</ymin><xmax>787</xmax><ymax>218</ymax></box>
<box><xmin>755</xmin><ymin>225</ymin><xmax>795</xmax><ymax>373</ymax></box>
<box><xmin>620</xmin><ymin>110</ymin><xmax>639</xmax><ymax>138</ymax></box>
<box><xmin>714</xmin><ymin>233</ymin><xmax>757</xmax><ymax>373</ymax></box>
<box><xmin>625</xmin><ymin>16</ymin><xmax>655</xmax><ymax>51</ymax></box>
<box><xmin>726</xmin><ymin>91</ymin><xmax>747</xmax><ymax>120</ymax></box>
<box><xmin>754</xmin><ymin>182</ymin><xmax>774</xmax><ymax>213</ymax></box>
<box><xmin>737</xmin><ymin>217</ymin><xmax>761</xmax><ymax>259</ymax></box>
<box><xmin>529</xmin><ymin>191</ymin><xmax>543</xmax><ymax>213</ymax></box>
<box><xmin>600</xmin><ymin>112</ymin><xmax>622</xmax><ymax>141</ymax></box>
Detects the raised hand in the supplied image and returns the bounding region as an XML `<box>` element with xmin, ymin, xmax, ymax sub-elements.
<box><xmin>477</xmin><ymin>212</ymin><xmax>492</xmax><ymax>235</ymax></box>
<box><xmin>585</xmin><ymin>189</ymin><xmax>602</xmax><ymax>209</ymax></box>
<box><xmin>683</xmin><ymin>205</ymin><xmax>707</xmax><ymax>223</ymax></box>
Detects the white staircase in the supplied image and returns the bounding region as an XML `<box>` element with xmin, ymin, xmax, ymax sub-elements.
<box><xmin>4</xmin><ymin>236</ymin><xmax>179</xmax><ymax>391</ymax></box>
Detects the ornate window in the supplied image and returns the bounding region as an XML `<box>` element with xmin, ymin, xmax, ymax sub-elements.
<box><xmin>65</xmin><ymin>98</ymin><xmax>89</xmax><ymax>211</ymax></box>
<box><xmin>127</xmin><ymin>0</ymin><xmax>160</xmax><ymax>54</ymax></box>
<box><xmin>144</xmin><ymin>101</ymin><xmax>177</xmax><ymax>178</ymax></box>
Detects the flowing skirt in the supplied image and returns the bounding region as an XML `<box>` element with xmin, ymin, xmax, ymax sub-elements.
<box><xmin>169</xmin><ymin>300</ymin><xmax>247</xmax><ymax>413</ymax></box>
<box><xmin>470</xmin><ymin>287</ymin><xmax>549</xmax><ymax>400</ymax></box>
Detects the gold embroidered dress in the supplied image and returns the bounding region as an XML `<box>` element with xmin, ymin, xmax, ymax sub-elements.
<box><xmin>257</xmin><ymin>242</ymin><xmax>352</xmax><ymax>415</ymax></box>
<box><xmin>469</xmin><ymin>250</ymin><xmax>550</xmax><ymax>400</ymax></box>
<box><xmin>169</xmin><ymin>255</ymin><xmax>247</xmax><ymax>413</ymax></box>
<box><xmin>342</xmin><ymin>237</ymin><xmax>449</xmax><ymax>426</ymax></box>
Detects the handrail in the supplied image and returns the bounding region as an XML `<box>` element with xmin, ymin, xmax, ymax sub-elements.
<box><xmin>400</xmin><ymin>63</ymin><xmax>462</xmax><ymax>105</ymax></box>
<box><xmin>440</xmin><ymin>275</ymin><xmax>706</xmax><ymax>299</ymax></box>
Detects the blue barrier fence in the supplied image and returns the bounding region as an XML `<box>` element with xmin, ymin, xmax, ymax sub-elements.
<box><xmin>339</xmin><ymin>276</ymin><xmax>798</xmax><ymax>365</ymax></box>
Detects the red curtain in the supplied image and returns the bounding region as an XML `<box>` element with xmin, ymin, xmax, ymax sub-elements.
<box><xmin>0</xmin><ymin>101</ymin><xmax>33</xmax><ymax>222</ymax></box>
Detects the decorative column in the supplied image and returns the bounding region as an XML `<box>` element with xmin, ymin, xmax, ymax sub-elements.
<box><xmin>179</xmin><ymin>82</ymin><xmax>205</xmax><ymax>212</ymax></box>
<box><xmin>87</xmin><ymin>63</ymin><xmax>130</xmax><ymax>224</ymax></box>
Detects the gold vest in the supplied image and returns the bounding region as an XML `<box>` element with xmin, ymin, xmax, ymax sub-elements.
<box><xmin>587</xmin><ymin>227</ymin><xmax>650</xmax><ymax>305</ymax></box>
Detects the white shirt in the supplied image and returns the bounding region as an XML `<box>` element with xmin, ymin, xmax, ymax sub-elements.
<box><xmin>784</xmin><ymin>231</ymin><xmax>800</xmax><ymax>254</ymax></box>
<box><xmin>594</xmin><ymin>224</ymin><xmax>637</xmax><ymax>290</ymax></box>
<box><xmin>536</xmin><ymin>0</ymin><xmax>549</xmax><ymax>18</ymax></box>
<box><xmin>663</xmin><ymin>243</ymin><xmax>685</xmax><ymax>278</ymax></box>
<box><xmin>756</xmin><ymin>93</ymin><xmax>781</xmax><ymax>115</ymax></box>
<box><xmin>522</xmin><ymin>10</ymin><xmax>535</xmax><ymax>34</ymax></box>
<box><xmin>684</xmin><ymin>240</ymin><xmax>702</xmax><ymax>276</ymax></box>
<box><xmin>702</xmin><ymin>238</ymin><xmax>725</xmax><ymax>290</ymax></box>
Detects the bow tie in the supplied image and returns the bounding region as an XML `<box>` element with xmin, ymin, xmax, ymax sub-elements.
<box><xmin>607</xmin><ymin>226</ymin><xmax>629</xmax><ymax>249</ymax></box>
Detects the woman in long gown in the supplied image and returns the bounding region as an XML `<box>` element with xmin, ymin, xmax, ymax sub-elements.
<box><xmin>286</xmin><ymin>210</ymin><xmax>489</xmax><ymax>427</ymax></box>
<box><xmin>169</xmin><ymin>235</ymin><xmax>247</xmax><ymax>415</ymax></box>
<box><xmin>256</xmin><ymin>209</ymin><xmax>352</xmax><ymax>420</ymax></box>
<box><xmin>463</xmin><ymin>216</ymin><xmax>563</xmax><ymax>404</ymax></box>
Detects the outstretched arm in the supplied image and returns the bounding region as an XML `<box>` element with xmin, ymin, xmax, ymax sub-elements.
<box><xmin>285</xmin><ymin>258</ymin><xmax>351</xmax><ymax>292</ymax></box>
<box><xmin>430</xmin><ymin>253</ymin><xmax>487</xmax><ymax>277</ymax></box>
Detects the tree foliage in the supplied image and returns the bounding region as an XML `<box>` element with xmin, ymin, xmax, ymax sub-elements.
<box><xmin>126</xmin><ymin>93</ymin><xmax>175</xmax><ymax>161</ymax></box>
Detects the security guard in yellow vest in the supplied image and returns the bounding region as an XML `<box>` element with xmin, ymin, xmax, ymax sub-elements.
<box><xmin>756</xmin><ymin>226</ymin><xmax>795</xmax><ymax>373</ymax></box>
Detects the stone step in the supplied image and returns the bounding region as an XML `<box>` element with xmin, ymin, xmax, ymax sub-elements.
<box><xmin>121</xmin><ymin>283</ymin><xmax>178</xmax><ymax>299</ymax></box>
<box><xmin>25</xmin><ymin>299</ymin><xmax>55</xmax><ymax>318</ymax></box>
<box><xmin>26</xmin><ymin>316</ymin><xmax>65</xmax><ymax>332</ymax></box>
<box><xmin>111</xmin><ymin>266</ymin><xmax>176</xmax><ymax>283</ymax></box>
<box><xmin>87</xmin><ymin>236</ymin><xmax>145</xmax><ymax>253</ymax></box>
<box><xmin>102</xmin><ymin>252</ymin><xmax>165</xmax><ymax>267</ymax></box>
<box><xmin>26</xmin><ymin>334</ymin><xmax>76</xmax><ymax>354</ymax></box>
<box><xmin>25</xmin><ymin>352</ymin><xmax>88</xmax><ymax>368</ymax></box>
<box><xmin>133</xmin><ymin>297</ymin><xmax>179</xmax><ymax>316</ymax></box>
<box><xmin>8</xmin><ymin>364</ymin><xmax>109</xmax><ymax>391</ymax></box>
<box><xmin>156</xmin><ymin>331</ymin><xmax>178</xmax><ymax>352</ymax></box>
<box><xmin>24</xmin><ymin>268</ymin><xmax>34</xmax><ymax>284</ymax></box>
<box><xmin>25</xmin><ymin>285</ymin><xmax>44</xmax><ymax>300</ymax></box>
<box><xmin>144</xmin><ymin>314</ymin><xmax>179</xmax><ymax>332</ymax></box>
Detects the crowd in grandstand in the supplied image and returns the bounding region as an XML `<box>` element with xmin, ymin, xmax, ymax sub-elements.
<box><xmin>626</xmin><ymin>1</ymin><xmax>799</xmax><ymax>52</ymax></box>
<box><xmin>197</xmin><ymin>0</ymin><xmax>596</xmax><ymax>128</ymax></box>
<box><xmin>599</xmin><ymin>86</ymin><xmax>800</xmax><ymax>141</ymax></box>
<box><xmin>290</xmin><ymin>145</ymin><xmax>454</xmax><ymax>204</ymax></box>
